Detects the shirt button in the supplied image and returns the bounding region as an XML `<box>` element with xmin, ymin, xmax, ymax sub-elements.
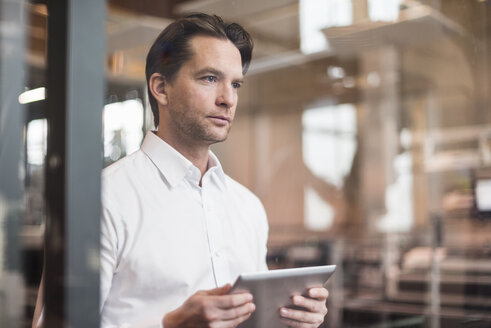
<box><xmin>214</xmin><ymin>251</ymin><xmax>220</xmax><ymax>258</ymax></box>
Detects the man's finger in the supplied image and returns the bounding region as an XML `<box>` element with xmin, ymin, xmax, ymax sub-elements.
<box><xmin>279</xmin><ymin>317</ymin><xmax>316</xmax><ymax>328</ymax></box>
<box><xmin>291</xmin><ymin>295</ymin><xmax>327</xmax><ymax>315</ymax></box>
<box><xmin>219</xmin><ymin>312</ymin><xmax>253</xmax><ymax>328</ymax></box>
<box><xmin>206</xmin><ymin>284</ymin><xmax>233</xmax><ymax>296</ymax></box>
<box><xmin>220</xmin><ymin>301</ymin><xmax>255</xmax><ymax>320</ymax></box>
<box><xmin>308</xmin><ymin>287</ymin><xmax>329</xmax><ymax>300</ymax></box>
<box><xmin>214</xmin><ymin>292</ymin><xmax>254</xmax><ymax>309</ymax></box>
<box><xmin>280</xmin><ymin>307</ymin><xmax>324</xmax><ymax>326</ymax></box>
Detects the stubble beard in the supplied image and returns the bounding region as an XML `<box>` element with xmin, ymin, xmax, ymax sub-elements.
<box><xmin>171</xmin><ymin>112</ymin><xmax>232</xmax><ymax>147</ymax></box>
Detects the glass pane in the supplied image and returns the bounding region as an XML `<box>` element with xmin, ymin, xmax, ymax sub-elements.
<box><xmin>179</xmin><ymin>1</ymin><xmax>491</xmax><ymax>327</ymax></box>
<box><xmin>0</xmin><ymin>0</ymin><xmax>29</xmax><ymax>327</ymax></box>
<box><xmin>17</xmin><ymin>1</ymin><xmax>484</xmax><ymax>327</ymax></box>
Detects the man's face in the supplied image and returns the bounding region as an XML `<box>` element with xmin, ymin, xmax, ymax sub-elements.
<box><xmin>161</xmin><ymin>35</ymin><xmax>244</xmax><ymax>147</ymax></box>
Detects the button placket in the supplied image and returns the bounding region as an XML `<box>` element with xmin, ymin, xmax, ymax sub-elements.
<box><xmin>207</xmin><ymin>187</ymin><xmax>232</xmax><ymax>285</ymax></box>
<box><xmin>204</xmin><ymin>182</ymin><xmax>230</xmax><ymax>285</ymax></box>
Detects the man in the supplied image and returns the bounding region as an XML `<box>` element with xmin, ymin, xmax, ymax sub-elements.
<box><xmin>34</xmin><ymin>13</ymin><xmax>329</xmax><ymax>328</ymax></box>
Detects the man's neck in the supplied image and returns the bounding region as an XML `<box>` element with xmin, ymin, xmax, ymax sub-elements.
<box><xmin>155</xmin><ymin>129</ymin><xmax>210</xmax><ymax>178</ymax></box>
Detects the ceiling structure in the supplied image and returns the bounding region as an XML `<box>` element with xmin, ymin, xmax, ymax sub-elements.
<box><xmin>25</xmin><ymin>0</ymin><xmax>491</xmax><ymax>97</ymax></box>
<box><xmin>26</xmin><ymin>0</ymin><xmax>303</xmax><ymax>85</ymax></box>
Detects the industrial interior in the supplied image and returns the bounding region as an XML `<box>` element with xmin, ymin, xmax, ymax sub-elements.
<box><xmin>1</xmin><ymin>0</ymin><xmax>491</xmax><ymax>327</ymax></box>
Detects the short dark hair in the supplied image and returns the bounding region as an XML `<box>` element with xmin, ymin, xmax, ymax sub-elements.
<box><xmin>145</xmin><ymin>13</ymin><xmax>254</xmax><ymax>128</ymax></box>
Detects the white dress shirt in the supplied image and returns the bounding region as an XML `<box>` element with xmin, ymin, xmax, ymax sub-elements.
<box><xmin>100</xmin><ymin>131</ymin><xmax>269</xmax><ymax>328</ymax></box>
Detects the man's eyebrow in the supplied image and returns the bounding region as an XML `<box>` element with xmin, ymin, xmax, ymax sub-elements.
<box><xmin>195</xmin><ymin>67</ymin><xmax>224</xmax><ymax>78</ymax></box>
<box><xmin>195</xmin><ymin>67</ymin><xmax>243</xmax><ymax>82</ymax></box>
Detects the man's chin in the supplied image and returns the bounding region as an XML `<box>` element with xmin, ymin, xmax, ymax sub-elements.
<box><xmin>205</xmin><ymin>128</ymin><xmax>231</xmax><ymax>144</ymax></box>
<box><xmin>206</xmin><ymin>135</ymin><xmax>228</xmax><ymax>145</ymax></box>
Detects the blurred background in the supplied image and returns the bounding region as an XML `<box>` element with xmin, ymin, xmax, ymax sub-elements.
<box><xmin>1</xmin><ymin>0</ymin><xmax>491</xmax><ymax>327</ymax></box>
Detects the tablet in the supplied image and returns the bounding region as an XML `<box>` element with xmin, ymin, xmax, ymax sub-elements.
<box><xmin>229</xmin><ymin>265</ymin><xmax>336</xmax><ymax>328</ymax></box>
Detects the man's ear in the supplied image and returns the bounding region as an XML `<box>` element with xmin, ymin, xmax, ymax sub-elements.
<box><xmin>149</xmin><ymin>73</ymin><xmax>168</xmax><ymax>106</ymax></box>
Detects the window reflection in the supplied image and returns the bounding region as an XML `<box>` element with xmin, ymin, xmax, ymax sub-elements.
<box><xmin>302</xmin><ymin>104</ymin><xmax>357</xmax><ymax>187</ymax></box>
<box><xmin>302</xmin><ymin>104</ymin><xmax>357</xmax><ymax>231</ymax></box>
<box><xmin>377</xmin><ymin>147</ymin><xmax>413</xmax><ymax>232</ymax></box>
<box><xmin>26</xmin><ymin>119</ymin><xmax>47</xmax><ymax>166</ymax></box>
<box><xmin>103</xmin><ymin>98</ymin><xmax>144</xmax><ymax>165</ymax></box>
<box><xmin>300</xmin><ymin>0</ymin><xmax>352</xmax><ymax>53</ymax></box>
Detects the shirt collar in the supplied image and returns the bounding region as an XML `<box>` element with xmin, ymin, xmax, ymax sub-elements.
<box><xmin>140</xmin><ymin>131</ymin><xmax>227</xmax><ymax>189</ymax></box>
<box><xmin>207</xmin><ymin>150</ymin><xmax>227</xmax><ymax>189</ymax></box>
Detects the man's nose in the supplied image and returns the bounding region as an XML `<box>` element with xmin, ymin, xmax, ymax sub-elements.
<box><xmin>216</xmin><ymin>84</ymin><xmax>236</xmax><ymax>109</ymax></box>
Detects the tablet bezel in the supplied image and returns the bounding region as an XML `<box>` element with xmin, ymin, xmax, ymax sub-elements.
<box><xmin>229</xmin><ymin>265</ymin><xmax>336</xmax><ymax>328</ymax></box>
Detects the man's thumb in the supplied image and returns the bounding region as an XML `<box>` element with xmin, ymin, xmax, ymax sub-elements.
<box><xmin>208</xmin><ymin>284</ymin><xmax>232</xmax><ymax>295</ymax></box>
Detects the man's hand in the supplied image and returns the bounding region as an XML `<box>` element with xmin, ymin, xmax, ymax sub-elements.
<box><xmin>162</xmin><ymin>284</ymin><xmax>255</xmax><ymax>328</ymax></box>
<box><xmin>279</xmin><ymin>287</ymin><xmax>329</xmax><ymax>328</ymax></box>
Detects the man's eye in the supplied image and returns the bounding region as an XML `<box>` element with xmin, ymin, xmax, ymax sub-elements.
<box><xmin>204</xmin><ymin>76</ymin><xmax>217</xmax><ymax>83</ymax></box>
<box><xmin>232</xmin><ymin>82</ymin><xmax>242</xmax><ymax>89</ymax></box>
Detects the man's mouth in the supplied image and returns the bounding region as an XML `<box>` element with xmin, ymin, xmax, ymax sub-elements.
<box><xmin>209</xmin><ymin>115</ymin><xmax>231</xmax><ymax>123</ymax></box>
